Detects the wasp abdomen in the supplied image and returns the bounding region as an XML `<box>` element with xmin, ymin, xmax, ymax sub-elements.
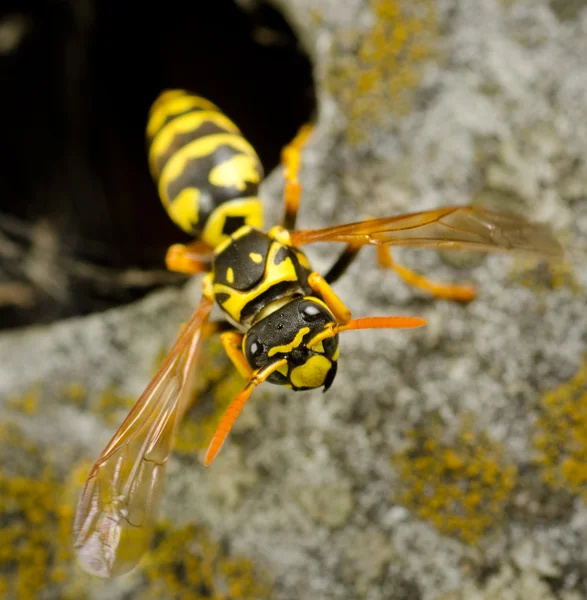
<box><xmin>146</xmin><ymin>89</ymin><xmax>264</xmax><ymax>248</ymax></box>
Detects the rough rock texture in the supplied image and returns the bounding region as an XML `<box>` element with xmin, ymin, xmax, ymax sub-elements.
<box><xmin>1</xmin><ymin>0</ymin><xmax>586</xmax><ymax>599</ymax></box>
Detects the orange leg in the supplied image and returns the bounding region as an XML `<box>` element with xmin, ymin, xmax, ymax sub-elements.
<box><xmin>204</xmin><ymin>357</ymin><xmax>287</xmax><ymax>466</ymax></box>
<box><xmin>307</xmin><ymin>272</ymin><xmax>352</xmax><ymax>323</ymax></box>
<box><xmin>377</xmin><ymin>246</ymin><xmax>476</xmax><ymax>302</ymax></box>
<box><xmin>220</xmin><ymin>331</ymin><xmax>253</xmax><ymax>380</ymax></box>
<box><xmin>281</xmin><ymin>123</ymin><xmax>313</xmax><ymax>231</ymax></box>
<box><xmin>166</xmin><ymin>239</ymin><xmax>213</xmax><ymax>274</ymax></box>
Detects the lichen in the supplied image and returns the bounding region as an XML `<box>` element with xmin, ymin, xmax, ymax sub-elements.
<box><xmin>0</xmin><ymin>424</ymin><xmax>80</xmax><ymax>600</ymax></box>
<box><xmin>534</xmin><ymin>358</ymin><xmax>587</xmax><ymax>499</ymax></box>
<box><xmin>392</xmin><ymin>414</ymin><xmax>517</xmax><ymax>545</ymax></box>
<box><xmin>6</xmin><ymin>386</ymin><xmax>40</xmax><ymax>416</ymax></box>
<box><xmin>140</xmin><ymin>522</ymin><xmax>273</xmax><ymax>600</ymax></box>
<box><xmin>326</xmin><ymin>0</ymin><xmax>438</xmax><ymax>144</ymax></box>
<box><xmin>61</xmin><ymin>382</ymin><xmax>87</xmax><ymax>406</ymax></box>
<box><xmin>0</xmin><ymin>420</ymin><xmax>272</xmax><ymax>599</ymax></box>
<box><xmin>507</xmin><ymin>255</ymin><xmax>582</xmax><ymax>296</ymax></box>
<box><xmin>94</xmin><ymin>385</ymin><xmax>135</xmax><ymax>425</ymax></box>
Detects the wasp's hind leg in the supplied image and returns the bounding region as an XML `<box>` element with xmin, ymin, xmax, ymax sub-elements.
<box><xmin>377</xmin><ymin>246</ymin><xmax>476</xmax><ymax>302</ymax></box>
<box><xmin>281</xmin><ymin>124</ymin><xmax>313</xmax><ymax>231</ymax></box>
<box><xmin>165</xmin><ymin>240</ymin><xmax>214</xmax><ymax>274</ymax></box>
<box><xmin>322</xmin><ymin>237</ymin><xmax>476</xmax><ymax>302</ymax></box>
<box><xmin>324</xmin><ymin>244</ymin><xmax>362</xmax><ymax>285</ymax></box>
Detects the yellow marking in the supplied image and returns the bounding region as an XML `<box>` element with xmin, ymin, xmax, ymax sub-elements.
<box><xmin>147</xmin><ymin>91</ymin><xmax>220</xmax><ymax>138</ymax></box>
<box><xmin>149</xmin><ymin>111</ymin><xmax>240</xmax><ymax>176</ymax></box>
<box><xmin>226</xmin><ymin>267</ymin><xmax>234</xmax><ymax>284</ymax></box>
<box><xmin>268</xmin><ymin>225</ymin><xmax>292</xmax><ymax>246</ymax></box>
<box><xmin>268</xmin><ymin>327</ymin><xmax>310</xmax><ymax>357</ymax></box>
<box><xmin>167</xmin><ymin>187</ymin><xmax>200</xmax><ymax>233</ymax></box>
<box><xmin>202</xmin><ymin>198</ymin><xmax>263</xmax><ymax>249</ymax></box>
<box><xmin>209</xmin><ymin>154</ymin><xmax>261</xmax><ymax>190</ymax></box>
<box><xmin>151</xmin><ymin>89</ymin><xmax>185</xmax><ymax>104</ymax></box>
<box><xmin>295</xmin><ymin>250</ymin><xmax>311</xmax><ymax>269</ymax></box>
<box><xmin>333</xmin><ymin>346</ymin><xmax>340</xmax><ymax>361</ymax></box>
<box><xmin>202</xmin><ymin>273</ymin><xmax>214</xmax><ymax>301</ymax></box>
<box><xmin>249</xmin><ymin>252</ymin><xmax>263</xmax><ymax>263</ymax></box>
<box><xmin>290</xmin><ymin>355</ymin><xmax>332</xmax><ymax>388</ymax></box>
<box><xmin>313</xmin><ymin>341</ymin><xmax>324</xmax><ymax>353</ymax></box>
<box><xmin>213</xmin><ymin>242</ymin><xmax>298</xmax><ymax>324</ymax></box>
<box><xmin>253</xmin><ymin>297</ymin><xmax>291</xmax><ymax>324</ymax></box>
<box><xmin>276</xmin><ymin>364</ymin><xmax>289</xmax><ymax>377</ymax></box>
<box><xmin>159</xmin><ymin>134</ymin><xmax>259</xmax><ymax>205</ymax></box>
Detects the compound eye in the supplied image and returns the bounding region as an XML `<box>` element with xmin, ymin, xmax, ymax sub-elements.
<box><xmin>245</xmin><ymin>334</ymin><xmax>265</xmax><ymax>366</ymax></box>
<box><xmin>299</xmin><ymin>301</ymin><xmax>324</xmax><ymax>322</ymax></box>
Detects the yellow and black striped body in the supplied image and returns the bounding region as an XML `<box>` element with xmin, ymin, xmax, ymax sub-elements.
<box><xmin>147</xmin><ymin>89</ymin><xmax>339</xmax><ymax>392</ymax></box>
<box><xmin>146</xmin><ymin>89</ymin><xmax>264</xmax><ymax>249</ymax></box>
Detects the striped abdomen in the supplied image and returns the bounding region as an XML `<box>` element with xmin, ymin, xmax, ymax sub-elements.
<box><xmin>146</xmin><ymin>89</ymin><xmax>264</xmax><ymax>249</ymax></box>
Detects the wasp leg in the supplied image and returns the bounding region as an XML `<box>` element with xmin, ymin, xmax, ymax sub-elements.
<box><xmin>308</xmin><ymin>272</ymin><xmax>352</xmax><ymax>323</ymax></box>
<box><xmin>377</xmin><ymin>246</ymin><xmax>476</xmax><ymax>302</ymax></box>
<box><xmin>220</xmin><ymin>331</ymin><xmax>254</xmax><ymax>380</ymax></box>
<box><xmin>324</xmin><ymin>243</ymin><xmax>362</xmax><ymax>284</ymax></box>
<box><xmin>166</xmin><ymin>240</ymin><xmax>213</xmax><ymax>274</ymax></box>
<box><xmin>281</xmin><ymin>123</ymin><xmax>313</xmax><ymax>231</ymax></box>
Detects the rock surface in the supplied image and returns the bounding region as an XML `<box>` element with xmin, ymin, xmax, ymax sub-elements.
<box><xmin>1</xmin><ymin>0</ymin><xmax>586</xmax><ymax>599</ymax></box>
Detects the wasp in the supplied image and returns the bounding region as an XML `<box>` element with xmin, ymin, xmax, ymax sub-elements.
<box><xmin>72</xmin><ymin>89</ymin><xmax>563</xmax><ymax>578</ymax></box>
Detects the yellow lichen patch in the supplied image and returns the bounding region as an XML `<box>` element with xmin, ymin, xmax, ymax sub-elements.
<box><xmin>326</xmin><ymin>0</ymin><xmax>438</xmax><ymax>143</ymax></box>
<box><xmin>140</xmin><ymin>521</ymin><xmax>273</xmax><ymax>600</ymax></box>
<box><xmin>0</xmin><ymin>425</ymin><xmax>83</xmax><ymax>600</ymax></box>
<box><xmin>6</xmin><ymin>386</ymin><xmax>40</xmax><ymax>415</ymax></box>
<box><xmin>534</xmin><ymin>359</ymin><xmax>587</xmax><ymax>499</ymax></box>
<box><xmin>0</xmin><ymin>416</ymin><xmax>271</xmax><ymax>599</ymax></box>
<box><xmin>94</xmin><ymin>385</ymin><xmax>136</xmax><ymax>425</ymax></box>
<box><xmin>392</xmin><ymin>414</ymin><xmax>517</xmax><ymax>545</ymax></box>
<box><xmin>508</xmin><ymin>255</ymin><xmax>581</xmax><ymax>296</ymax></box>
<box><xmin>61</xmin><ymin>382</ymin><xmax>87</xmax><ymax>406</ymax></box>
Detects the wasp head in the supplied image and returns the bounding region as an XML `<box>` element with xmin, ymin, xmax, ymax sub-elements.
<box><xmin>243</xmin><ymin>297</ymin><xmax>339</xmax><ymax>391</ymax></box>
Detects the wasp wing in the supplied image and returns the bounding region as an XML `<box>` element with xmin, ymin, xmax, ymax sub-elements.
<box><xmin>73</xmin><ymin>296</ymin><xmax>213</xmax><ymax>578</ymax></box>
<box><xmin>290</xmin><ymin>205</ymin><xmax>564</xmax><ymax>261</ymax></box>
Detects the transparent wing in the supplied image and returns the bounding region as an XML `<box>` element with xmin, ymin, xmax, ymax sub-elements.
<box><xmin>290</xmin><ymin>205</ymin><xmax>564</xmax><ymax>261</ymax></box>
<box><xmin>73</xmin><ymin>295</ymin><xmax>213</xmax><ymax>578</ymax></box>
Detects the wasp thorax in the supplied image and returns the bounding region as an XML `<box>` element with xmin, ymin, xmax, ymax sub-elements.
<box><xmin>243</xmin><ymin>297</ymin><xmax>339</xmax><ymax>391</ymax></box>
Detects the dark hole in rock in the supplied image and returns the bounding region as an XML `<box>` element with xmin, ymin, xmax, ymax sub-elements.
<box><xmin>0</xmin><ymin>0</ymin><xmax>316</xmax><ymax>329</ymax></box>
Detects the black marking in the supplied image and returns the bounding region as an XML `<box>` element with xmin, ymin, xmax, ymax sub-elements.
<box><xmin>323</xmin><ymin>361</ymin><xmax>337</xmax><ymax>392</ymax></box>
<box><xmin>215</xmin><ymin>292</ymin><xmax>231</xmax><ymax>307</ymax></box>
<box><xmin>267</xmin><ymin>370</ymin><xmax>289</xmax><ymax>385</ymax></box>
<box><xmin>222</xmin><ymin>215</ymin><xmax>247</xmax><ymax>235</ymax></box>
<box><xmin>323</xmin><ymin>336</ymin><xmax>338</xmax><ymax>359</ymax></box>
<box><xmin>214</xmin><ymin>230</ymin><xmax>271</xmax><ymax>290</ymax></box>
<box><xmin>151</xmin><ymin>120</ymin><xmax>230</xmax><ymax>176</ymax></box>
<box><xmin>273</xmin><ymin>246</ymin><xmax>289</xmax><ymax>265</ymax></box>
